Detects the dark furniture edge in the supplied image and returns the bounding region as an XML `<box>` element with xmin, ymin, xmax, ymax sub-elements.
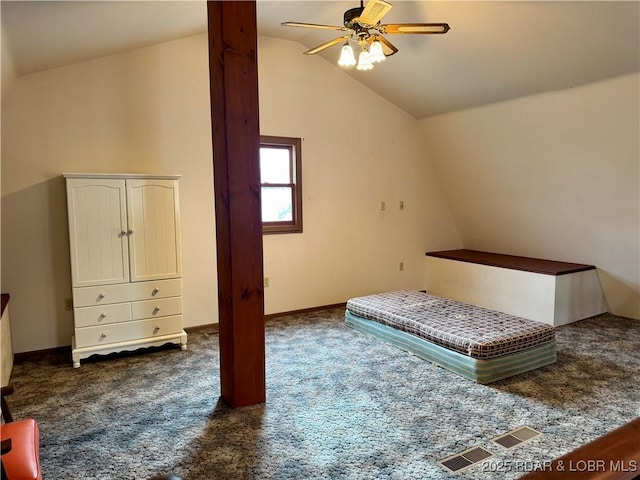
<box><xmin>426</xmin><ymin>249</ymin><xmax>595</xmax><ymax>276</ymax></box>
<box><xmin>519</xmin><ymin>417</ymin><xmax>640</xmax><ymax>479</ymax></box>
<box><xmin>1</xmin><ymin>294</ymin><xmax>9</xmax><ymax>318</ymax></box>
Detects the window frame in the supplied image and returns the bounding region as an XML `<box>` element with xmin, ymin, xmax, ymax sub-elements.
<box><xmin>260</xmin><ymin>135</ymin><xmax>303</xmax><ymax>235</ymax></box>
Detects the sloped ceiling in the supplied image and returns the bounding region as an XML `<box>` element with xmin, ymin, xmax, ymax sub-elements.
<box><xmin>2</xmin><ymin>0</ymin><xmax>639</xmax><ymax>119</ymax></box>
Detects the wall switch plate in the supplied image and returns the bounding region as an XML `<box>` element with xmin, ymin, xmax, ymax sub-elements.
<box><xmin>399</xmin><ymin>262</ymin><xmax>404</xmax><ymax>271</ymax></box>
<box><xmin>264</xmin><ymin>277</ymin><xmax>270</xmax><ymax>287</ymax></box>
<box><xmin>381</xmin><ymin>201</ymin><xmax>386</xmax><ymax>211</ymax></box>
<box><xmin>399</xmin><ymin>200</ymin><xmax>404</xmax><ymax>210</ymax></box>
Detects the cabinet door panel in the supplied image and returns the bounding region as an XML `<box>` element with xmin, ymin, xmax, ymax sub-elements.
<box><xmin>66</xmin><ymin>179</ymin><xmax>129</xmax><ymax>287</ymax></box>
<box><xmin>126</xmin><ymin>179</ymin><xmax>182</xmax><ymax>282</ymax></box>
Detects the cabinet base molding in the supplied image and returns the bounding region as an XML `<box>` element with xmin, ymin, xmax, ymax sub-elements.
<box><xmin>71</xmin><ymin>330</ymin><xmax>188</xmax><ymax>368</ymax></box>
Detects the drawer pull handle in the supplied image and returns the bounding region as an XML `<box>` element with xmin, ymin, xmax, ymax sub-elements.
<box><xmin>100</xmin><ymin>333</ymin><xmax>107</xmax><ymax>339</ymax></box>
<box><xmin>153</xmin><ymin>307</ymin><xmax>160</xmax><ymax>315</ymax></box>
<box><xmin>99</xmin><ymin>313</ymin><xmax>106</xmax><ymax>320</ymax></box>
<box><xmin>153</xmin><ymin>326</ymin><xmax>160</xmax><ymax>334</ymax></box>
<box><xmin>97</xmin><ymin>293</ymin><xmax>105</xmax><ymax>300</ymax></box>
<box><xmin>127</xmin><ymin>229</ymin><xmax>134</xmax><ymax>235</ymax></box>
<box><xmin>152</xmin><ymin>288</ymin><xmax>160</xmax><ymax>296</ymax></box>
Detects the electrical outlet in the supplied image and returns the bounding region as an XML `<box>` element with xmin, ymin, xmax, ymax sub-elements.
<box><xmin>264</xmin><ymin>277</ymin><xmax>270</xmax><ymax>288</ymax></box>
<box><xmin>380</xmin><ymin>201</ymin><xmax>386</xmax><ymax>211</ymax></box>
<box><xmin>399</xmin><ymin>262</ymin><xmax>404</xmax><ymax>271</ymax></box>
<box><xmin>64</xmin><ymin>297</ymin><xmax>73</xmax><ymax>311</ymax></box>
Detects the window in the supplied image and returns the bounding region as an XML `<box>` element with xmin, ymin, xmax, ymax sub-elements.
<box><xmin>260</xmin><ymin>136</ymin><xmax>302</xmax><ymax>234</ymax></box>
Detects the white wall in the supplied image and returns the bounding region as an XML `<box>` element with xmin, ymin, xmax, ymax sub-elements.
<box><xmin>1</xmin><ymin>23</ymin><xmax>16</xmax><ymax>103</ymax></box>
<box><xmin>1</xmin><ymin>22</ymin><xmax>18</xmax><ymax>289</ymax></box>
<box><xmin>420</xmin><ymin>73</ymin><xmax>640</xmax><ymax>320</ymax></box>
<box><xmin>1</xmin><ymin>33</ymin><xmax>461</xmax><ymax>353</ymax></box>
<box><xmin>258</xmin><ymin>36</ymin><xmax>461</xmax><ymax>314</ymax></box>
<box><xmin>1</xmin><ymin>35</ymin><xmax>218</xmax><ymax>353</ymax></box>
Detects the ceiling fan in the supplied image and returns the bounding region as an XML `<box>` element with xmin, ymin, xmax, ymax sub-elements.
<box><xmin>282</xmin><ymin>0</ymin><xmax>450</xmax><ymax>71</ymax></box>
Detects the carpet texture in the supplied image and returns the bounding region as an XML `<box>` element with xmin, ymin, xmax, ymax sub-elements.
<box><xmin>5</xmin><ymin>308</ymin><xmax>639</xmax><ymax>479</ymax></box>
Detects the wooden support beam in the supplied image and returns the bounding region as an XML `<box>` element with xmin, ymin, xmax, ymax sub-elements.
<box><xmin>207</xmin><ymin>0</ymin><xmax>266</xmax><ymax>408</ymax></box>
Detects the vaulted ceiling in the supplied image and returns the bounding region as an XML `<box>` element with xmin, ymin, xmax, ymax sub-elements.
<box><xmin>2</xmin><ymin>1</ymin><xmax>639</xmax><ymax>118</ymax></box>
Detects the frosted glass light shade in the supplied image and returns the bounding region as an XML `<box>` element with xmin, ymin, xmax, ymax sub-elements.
<box><xmin>356</xmin><ymin>49</ymin><xmax>373</xmax><ymax>71</ymax></box>
<box><xmin>338</xmin><ymin>44</ymin><xmax>357</xmax><ymax>67</ymax></box>
<box><xmin>369</xmin><ymin>40</ymin><xmax>385</xmax><ymax>63</ymax></box>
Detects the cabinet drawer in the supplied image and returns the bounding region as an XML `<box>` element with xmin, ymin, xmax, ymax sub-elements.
<box><xmin>74</xmin><ymin>315</ymin><xmax>183</xmax><ymax>348</ymax></box>
<box><xmin>131</xmin><ymin>297</ymin><xmax>182</xmax><ymax>320</ymax></box>
<box><xmin>73</xmin><ymin>279</ymin><xmax>182</xmax><ymax>307</ymax></box>
<box><xmin>74</xmin><ymin>303</ymin><xmax>132</xmax><ymax>328</ymax></box>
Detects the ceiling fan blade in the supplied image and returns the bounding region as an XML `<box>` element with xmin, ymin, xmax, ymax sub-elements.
<box><xmin>281</xmin><ymin>21</ymin><xmax>349</xmax><ymax>32</ymax></box>
<box><xmin>303</xmin><ymin>35</ymin><xmax>351</xmax><ymax>55</ymax></box>
<box><xmin>376</xmin><ymin>35</ymin><xmax>399</xmax><ymax>56</ymax></box>
<box><xmin>380</xmin><ymin>23</ymin><xmax>450</xmax><ymax>34</ymax></box>
<box><xmin>358</xmin><ymin>0</ymin><xmax>392</xmax><ymax>27</ymax></box>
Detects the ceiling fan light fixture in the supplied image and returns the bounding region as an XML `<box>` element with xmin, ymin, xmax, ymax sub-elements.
<box><xmin>283</xmin><ymin>0</ymin><xmax>450</xmax><ymax>72</ymax></box>
<box><xmin>369</xmin><ymin>39</ymin><xmax>385</xmax><ymax>63</ymax></box>
<box><xmin>338</xmin><ymin>42</ymin><xmax>357</xmax><ymax>67</ymax></box>
<box><xmin>356</xmin><ymin>47</ymin><xmax>374</xmax><ymax>71</ymax></box>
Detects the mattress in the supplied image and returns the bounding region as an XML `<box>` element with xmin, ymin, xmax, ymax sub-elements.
<box><xmin>346</xmin><ymin>290</ymin><xmax>555</xmax><ymax>360</ymax></box>
<box><xmin>345</xmin><ymin>310</ymin><xmax>557</xmax><ymax>384</ymax></box>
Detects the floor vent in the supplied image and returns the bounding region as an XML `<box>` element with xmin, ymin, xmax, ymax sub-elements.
<box><xmin>492</xmin><ymin>426</ymin><xmax>542</xmax><ymax>450</ymax></box>
<box><xmin>437</xmin><ymin>446</ymin><xmax>494</xmax><ymax>474</ymax></box>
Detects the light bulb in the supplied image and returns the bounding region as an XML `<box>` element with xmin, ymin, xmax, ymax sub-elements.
<box><xmin>356</xmin><ymin>49</ymin><xmax>373</xmax><ymax>71</ymax></box>
<box><xmin>338</xmin><ymin>43</ymin><xmax>356</xmax><ymax>67</ymax></box>
<box><xmin>369</xmin><ymin>39</ymin><xmax>385</xmax><ymax>63</ymax></box>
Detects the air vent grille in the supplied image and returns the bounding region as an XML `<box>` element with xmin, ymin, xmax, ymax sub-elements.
<box><xmin>492</xmin><ymin>426</ymin><xmax>542</xmax><ymax>450</ymax></box>
<box><xmin>438</xmin><ymin>446</ymin><xmax>494</xmax><ymax>473</ymax></box>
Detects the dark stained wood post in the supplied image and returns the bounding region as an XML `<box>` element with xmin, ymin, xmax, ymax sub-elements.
<box><xmin>207</xmin><ymin>0</ymin><xmax>266</xmax><ymax>408</ymax></box>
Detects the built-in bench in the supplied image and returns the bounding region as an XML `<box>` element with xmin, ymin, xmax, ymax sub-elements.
<box><xmin>425</xmin><ymin>250</ymin><xmax>607</xmax><ymax>326</ymax></box>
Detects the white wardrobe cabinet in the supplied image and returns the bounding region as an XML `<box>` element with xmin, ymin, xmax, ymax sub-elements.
<box><xmin>63</xmin><ymin>173</ymin><xmax>187</xmax><ymax>367</ymax></box>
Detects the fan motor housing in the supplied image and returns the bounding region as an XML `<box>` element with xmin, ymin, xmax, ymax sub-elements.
<box><xmin>343</xmin><ymin>7</ymin><xmax>364</xmax><ymax>28</ymax></box>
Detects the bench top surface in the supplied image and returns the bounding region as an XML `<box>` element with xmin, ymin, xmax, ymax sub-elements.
<box><xmin>425</xmin><ymin>249</ymin><xmax>595</xmax><ymax>276</ymax></box>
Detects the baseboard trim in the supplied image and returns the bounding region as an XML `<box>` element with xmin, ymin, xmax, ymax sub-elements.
<box><xmin>265</xmin><ymin>302</ymin><xmax>346</xmax><ymax>321</ymax></box>
<box><xmin>185</xmin><ymin>303</ymin><xmax>346</xmax><ymax>334</ymax></box>
<box><xmin>15</xmin><ymin>303</ymin><xmax>347</xmax><ymax>357</ymax></box>
<box><xmin>184</xmin><ymin>324</ymin><xmax>219</xmax><ymax>334</ymax></box>
<box><xmin>14</xmin><ymin>345</ymin><xmax>71</xmax><ymax>362</ymax></box>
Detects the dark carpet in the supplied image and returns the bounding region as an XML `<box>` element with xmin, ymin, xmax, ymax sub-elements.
<box><xmin>5</xmin><ymin>308</ymin><xmax>639</xmax><ymax>479</ymax></box>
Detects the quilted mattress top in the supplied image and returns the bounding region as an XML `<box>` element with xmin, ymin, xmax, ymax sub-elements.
<box><xmin>346</xmin><ymin>290</ymin><xmax>555</xmax><ymax>359</ymax></box>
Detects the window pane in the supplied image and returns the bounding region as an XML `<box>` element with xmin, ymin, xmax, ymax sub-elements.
<box><xmin>260</xmin><ymin>147</ymin><xmax>291</xmax><ymax>184</ymax></box>
<box><xmin>261</xmin><ymin>187</ymin><xmax>293</xmax><ymax>222</ymax></box>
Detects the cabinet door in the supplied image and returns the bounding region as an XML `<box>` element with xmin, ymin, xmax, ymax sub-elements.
<box><xmin>126</xmin><ymin>179</ymin><xmax>182</xmax><ymax>282</ymax></box>
<box><xmin>66</xmin><ymin>178</ymin><xmax>130</xmax><ymax>287</ymax></box>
